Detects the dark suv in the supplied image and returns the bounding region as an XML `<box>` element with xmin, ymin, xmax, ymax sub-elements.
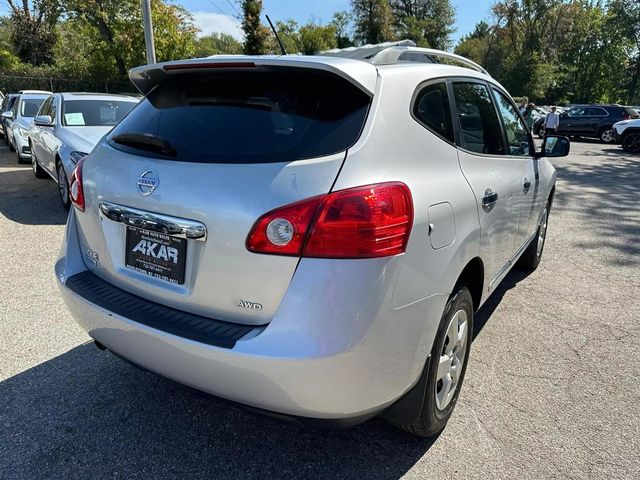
<box><xmin>533</xmin><ymin>105</ymin><xmax>639</xmax><ymax>143</ymax></box>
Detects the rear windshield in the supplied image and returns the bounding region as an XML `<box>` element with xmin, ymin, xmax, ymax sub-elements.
<box><xmin>107</xmin><ymin>67</ymin><xmax>372</xmax><ymax>163</ymax></box>
<box><xmin>62</xmin><ymin>99</ymin><xmax>137</xmax><ymax>127</ymax></box>
<box><xmin>20</xmin><ymin>97</ymin><xmax>46</xmax><ymax>117</ymax></box>
<box><xmin>625</xmin><ymin>107</ymin><xmax>640</xmax><ymax>118</ymax></box>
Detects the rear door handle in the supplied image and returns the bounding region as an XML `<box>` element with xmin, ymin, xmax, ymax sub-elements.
<box><xmin>482</xmin><ymin>189</ymin><xmax>499</xmax><ymax>212</ymax></box>
<box><xmin>523</xmin><ymin>178</ymin><xmax>531</xmax><ymax>192</ymax></box>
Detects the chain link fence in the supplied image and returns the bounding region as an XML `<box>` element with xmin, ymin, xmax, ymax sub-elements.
<box><xmin>0</xmin><ymin>75</ymin><xmax>140</xmax><ymax>96</ymax></box>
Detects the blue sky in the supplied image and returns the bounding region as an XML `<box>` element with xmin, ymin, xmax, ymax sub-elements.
<box><xmin>1</xmin><ymin>0</ymin><xmax>494</xmax><ymax>48</ymax></box>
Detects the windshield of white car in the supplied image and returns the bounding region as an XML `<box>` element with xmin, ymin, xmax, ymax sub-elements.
<box><xmin>61</xmin><ymin>100</ymin><xmax>137</xmax><ymax>127</ymax></box>
<box><xmin>20</xmin><ymin>98</ymin><xmax>46</xmax><ymax>117</ymax></box>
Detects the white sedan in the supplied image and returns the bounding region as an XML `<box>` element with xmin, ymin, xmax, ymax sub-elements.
<box><xmin>29</xmin><ymin>93</ymin><xmax>139</xmax><ymax>208</ymax></box>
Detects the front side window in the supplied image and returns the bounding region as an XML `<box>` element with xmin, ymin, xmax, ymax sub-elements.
<box><xmin>49</xmin><ymin>97</ymin><xmax>58</xmax><ymax>122</ymax></box>
<box><xmin>62</xmin><ymin>99</ymin><xmax>136</xmax><ymax>127</ymax></box>
<box><xmin>413</xmin><ymin>82</ymin><xmax>454</xmax><ymax>142</ymax></box>
<box><xmin>38</xmin><ymin>97</ymin><xmax>53</xmax><ymax>117</ymax></box>
<box><xmin>567</xmin><ymin>108</ymin><xmax>587</xmax><ymax>117</ymax></box>
<box><xmin>492</xmin><ymin>88</ymin><xmax>531</xmax><ymax>156</ymax></box>
<box><xmin>452</xmin><ymin>82</ymin><xmax>505</xmax><ymax>155</ymax></box>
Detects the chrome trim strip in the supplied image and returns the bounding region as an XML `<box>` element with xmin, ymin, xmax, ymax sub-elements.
<box><xmin>99</xmin><ymin>201</ymin><xmax>207</xmax><ymax>241</ymax></box>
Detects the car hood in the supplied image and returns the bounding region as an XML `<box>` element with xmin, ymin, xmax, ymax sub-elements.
<box><xmin>613</xmin><ymin>119</ymin><xmax>640</xmax><ymax>128</ymax></box>
<box><xmin>60</xmin><ymin>126</ymin><xmax>112</xmax><ymax>154</ymax></box>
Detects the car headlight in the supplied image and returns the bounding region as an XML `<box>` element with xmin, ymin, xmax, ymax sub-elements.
<box><xmin>69</xmin><ymin>151</ymin><xmax>88</xmax><ymax>164</ymax></box>
<box><xmin>18</xmin><ymin>127</ymin><xmax>29</xmax><ymax>137</ymax></box>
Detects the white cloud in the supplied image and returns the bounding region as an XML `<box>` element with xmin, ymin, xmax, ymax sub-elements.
<box><xmin>192</xmin><ymin>11</ymin><xmax>243</xmax><ymax>40</ymax></box>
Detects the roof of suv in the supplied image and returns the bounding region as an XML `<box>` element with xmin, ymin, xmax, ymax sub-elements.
<box><xmin>129</xmin><ymin>46</ymin><xmax>494</xmax><ymax>98</ymax></box>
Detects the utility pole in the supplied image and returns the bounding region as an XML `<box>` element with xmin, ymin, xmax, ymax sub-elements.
<box><xmin>142</xmin><ymin>0</ymin><xmax>156</xmax><ymax>64</ymax></box>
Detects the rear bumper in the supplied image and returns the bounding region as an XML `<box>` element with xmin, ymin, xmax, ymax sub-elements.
<box><xmin>56</xmin><ymin>211</ymin><xmax>446</xmax><ymax>421</ymax></box>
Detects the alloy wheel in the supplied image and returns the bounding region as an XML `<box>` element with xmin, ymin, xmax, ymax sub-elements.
<box><xmin>600</xmin><ymin>129</ymin><xmax>614</xmax><ymax>143</ymax></box>
<box><xmin>435</xmin><ymin>309</ymin><xmax>468</xmax><ymax>411</ymax></box>
<box><xmin>537</xmin><ymin>207</ymin><xmax>548</xmax><ymax>257</ymax></box>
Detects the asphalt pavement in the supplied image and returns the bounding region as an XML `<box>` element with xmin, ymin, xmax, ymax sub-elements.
<box><xmin>0</xmin><ymin>139</ymin><xmax>638</xmax><ymax>479</ymax></box>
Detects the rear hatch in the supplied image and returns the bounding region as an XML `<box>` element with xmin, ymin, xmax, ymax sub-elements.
<box><xmin>73</xmin><ymin>60</ymin><xmax>374</xmax><ymax>326</ymax></box>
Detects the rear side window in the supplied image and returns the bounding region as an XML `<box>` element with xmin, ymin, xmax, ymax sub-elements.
<box><xmin>413</xmin><ymin>82</ymin><xmax>454</xmax><ymax>142</ymax></box>
<box><xmin>452</xmin><ymin>82</ymin><xmax>504</xmax><ymax>155</ymax></box>
<box><xmin>108</xmin><ymin>68</ymin><xmax>371</xmax><ymax>163</ymax></box>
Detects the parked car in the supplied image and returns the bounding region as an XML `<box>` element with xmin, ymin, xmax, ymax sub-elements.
<box><xmin>612</xmin><ymin>118</ymin><xmax>640</xmax><ymax>153</ymax></box>
<box><xmin>29</xmin><ymin>93</ymin><xmax>139</xmax><ymax>208</ymax></box>
<box><xmin>2</xmin><ymin>92</ymin><xmax>50</xmax><ymax>162</ymax></box>
<box><xmin>56</xmin><ymin>45</ymin><xmax>568</xmax><ymax>437</ymax></box>
<box><xmin>0</xmin><ymin>93</ymin><xmax>20</xmax><ymax>139</ymax></box>
<box><xmin>533</xmin><ymin>104</ymin><xmax>639</xmax><ymax>142</ymax></box>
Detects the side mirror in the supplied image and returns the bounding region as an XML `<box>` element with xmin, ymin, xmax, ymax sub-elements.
<box><xmin>1</xmin><ymin>111</ymin><xmax>13</xmax><ymax>120</ymax></box>
<box><xmin>539</xmin><ymin>135</ymin><xmax>570</xmax><ymax>158</ymax></box>
<box><xmin>34</xmin><ymin>115</ymin><xmax>53</xmax><ymax>126</ymax></box>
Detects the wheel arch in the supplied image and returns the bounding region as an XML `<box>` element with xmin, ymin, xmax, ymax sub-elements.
<box><xmin>452</xmin><ymin>257</ymin><xmax>484</xmax><ymax>312</ymax></box>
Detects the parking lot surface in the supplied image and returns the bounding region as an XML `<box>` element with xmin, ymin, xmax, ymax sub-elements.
<box><xmin>1</xmin><ymin>140</ymin><xmax>638</xmax><ymax>479</ymax></box>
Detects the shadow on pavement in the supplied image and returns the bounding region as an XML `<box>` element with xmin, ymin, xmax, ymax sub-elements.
<box><xmin>0</xmin><ymin>344</ymin><xmax>438</xmax><ymax>479</ymax></box>
<box><xmin>0</xmin><ymin>159</ymin><xmax>68</xmax><ymax>226</ymax></box>
<box><xmin>553</xmin><ymin>152</ymin><xmax>640</xmax><ymax>262</ymax></box>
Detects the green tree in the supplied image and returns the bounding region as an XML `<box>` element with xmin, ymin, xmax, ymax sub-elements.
<box><xmin>6</xmin><ymin>0</ymin><xmax>60</xmax><ymax>65</ymax></box>
<box><xmin>389</xmin><ymin>0</ymin><xmax>455</xmax><ymax>49</ymax></box>
<box><xmin>351</xmin><ymin>0</ymin><xmax>395</xmax><ymax>45</ymax></box>
<box><xmin>609</xmin><ymin>0</ymin><xmax>640</xmax><ymax>103</ymax></box>
<box><xmin>61</xmin><ymin>0</ymin><xmax>197</xmax><ymax>76</ymax></box>
<box><xmin>330</xmin><ymin>11</ymin><xmax>353</xmax><ymax>48</ymax></box>
<box><xmin>299</xmin><ymin>22</ymin><xmax>337</xmax><ymax>54</ymax></box>
<box><xmin>194</xmin><ymin>32</ymin><xmax>243</xmax><ymax>57</ymax></box>
<box><xmin>241</xmin><ymin>0</ymin><xmax>268</xmax><ymax>54</ymax></box>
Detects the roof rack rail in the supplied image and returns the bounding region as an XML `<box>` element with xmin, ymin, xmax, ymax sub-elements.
<box><xmin>320</xmin><ymin>40</ymin><xmax>490</xmax><ymax>76</ymax></box>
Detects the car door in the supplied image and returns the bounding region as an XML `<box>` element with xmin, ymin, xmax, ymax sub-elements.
<box><xmin>451</xmin><ymin>80</ymin><xmax>526</xmax><ymax>289</ymax></box>
<box><xmin>490</xmin><ymin>87</ymin><xmax>541</xmax><ymax>249</ymax></box>
<box><xmin>6</xmin><ymin>98</ymin><xmax>19</xmax><ymax>142</ymax></box>
<box><xmin>562</xmin><ymin>107</ymin><xmax>589</xmax><ymax>135</ymax></box>
<box><xmin>586</xmin><ymin>107</ymin><xmax>608</xmax><ymax>134</ymax></box>
<box><xmin>31</xmin><ymin>96</ymin><xmax>52</xmax><ymax>168</ymax></box>
<box><xmin>41</xmin><ymin>95</ymin><xmax>59</xmax><ymax>174</ymax></box>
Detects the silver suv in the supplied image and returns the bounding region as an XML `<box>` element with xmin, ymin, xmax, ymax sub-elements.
<box><xmin>56</xmin><ymin>45</ymin><xmax>569</xmax><ymax>437</ymax></box>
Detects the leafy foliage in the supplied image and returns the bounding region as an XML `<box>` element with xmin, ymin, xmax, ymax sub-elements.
<box><xmin>351</xmin><ymin>0</ymin><xmax>396</xmax><ymax>44</ymax></box>
<box><xmin>455</xmin><ymin>0</ymin><xmax>637</xmax><ymax>104</ymax></box>
<box><xmin>389</xmin><ymin>0</ymin><xmax>455</xmax><ymax>49</ymax></box>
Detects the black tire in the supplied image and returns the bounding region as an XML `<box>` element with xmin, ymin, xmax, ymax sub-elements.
<box><xmin>621</xmin><ymin>132</ymin><xmax>640</xmax><ymax>153</ymax></box>
<box><xmin>599</xmin><ymin>127</ymin><xmax>615</xmax><ymax>144</ymax></box>
<box><xmin>518</xmin><ymin>201</ymin><xmax>550</xmax><ymax>271</ymax></box>
<box><xmin>8</xmin><ymin>136</ymin><xmax>15</xmax><ymax>152</ymax></box>
<box><xmin>31</xmin><ymin>149</ymin><xmax>48</xmax><ymax>179</ymax></box>
<box><xmin>390</xmin><ymin>286</ymin><xmax>474</xmax><ymax>437</ymax></box>
<box><xmin>56</xmin><ymin>161</ymin><xmax>71</xmax><ymax>209</ymax></box>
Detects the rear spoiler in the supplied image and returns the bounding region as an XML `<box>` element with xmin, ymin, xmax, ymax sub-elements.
<box><xmin>129</xmin><ymin>56</ymin><xmax>378</xmax><ymax>97</ymax></box>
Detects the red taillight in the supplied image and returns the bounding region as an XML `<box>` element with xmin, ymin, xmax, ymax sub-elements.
<box><xmin>69</xmin><ymin>158</ymin><xmax>85</xmax><ymax>211</ymax></box>
<box><xmin>622</xmin><ymin>113</ymin><xmax>630</xmax><ymax>120</ymax></box>
<box><xmin>246</xmin><ymin>195</ymin><xmax>324</xmax><ymax>255</ymax></box>
<box><xmin>246</xmin><ymin>182</ymin><xmax>413</xmax><ymax>259</ymax></box>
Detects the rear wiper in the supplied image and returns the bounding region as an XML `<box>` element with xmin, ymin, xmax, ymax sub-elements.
<box><xmin>111</xmin><ymin>132</ymin><xmax>176</xmax><ymax>157</ymax></box>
